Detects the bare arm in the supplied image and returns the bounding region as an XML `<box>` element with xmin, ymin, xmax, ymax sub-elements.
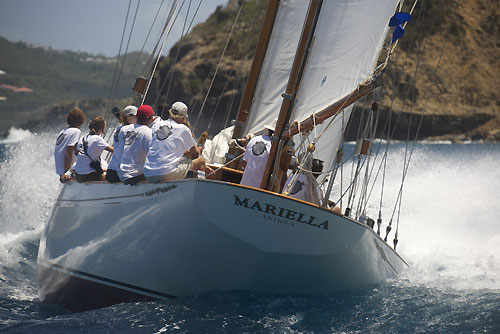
<box><xmin>185</xmin><ymin>145</ymin><xmax>200</xmax><ymax>160</ymax></box>
<box><xmin>64</xmin><ymin>146</ymin><xmax>76</xmax><ymax>174</ymax></box>
<box><xmin>105</xmin><ymin>145</ymin><xmax>114</xmax><ymax>153</ymax></box>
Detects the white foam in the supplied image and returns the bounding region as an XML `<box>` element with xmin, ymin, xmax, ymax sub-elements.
<box><xmin>327</xmin><ymin>144</ymin><xmax>500</xmax><ymax>291</ymax></box>
<box><xmin>0</xmin><ymin>131</ymin><xmax>60</xmax><ymax>234</ymax></box>
<box><xmin>0</xmin><ymin>229</ymin><xmax>41</xmax><ymax>300</ymax></box>
<box><xmin>0</xmin><ymin>127</ymin><xmax>32</xmax><ymax>144</ymax></box>
<box><xmin>386</xmin><ymin>145</ymin><xmax>500</xmax><ymax>290</ymax></box>
<box><xmin>0</xmin><ymin>131</ymin><xmax>60</xmax><ymax>300</ymax></box>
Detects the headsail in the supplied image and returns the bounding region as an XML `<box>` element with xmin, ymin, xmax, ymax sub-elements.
<box><xmin>242</xmin><ymin>0</ymin><xmax>309</xmax><ymax>137</ymax></box>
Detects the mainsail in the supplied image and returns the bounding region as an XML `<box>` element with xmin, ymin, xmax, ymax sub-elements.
<box><xmin>289</xmin><ymin>0</ymin><xmax>400</xmax><ymax>169</ymax></box>
<box><xmin>240</xmin><ymin>0</ymin><xmax>401</xmax><ymax>181</ymax></box>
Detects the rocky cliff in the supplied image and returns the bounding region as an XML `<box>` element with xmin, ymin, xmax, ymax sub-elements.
<box><xmin>145</xmin><ymin>0</ymin><xmax>500</xmax><ymax>142</ymax></box>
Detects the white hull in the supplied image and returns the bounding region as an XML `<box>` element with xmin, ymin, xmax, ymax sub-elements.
<box><xmin>37</xmin><ymin>179</ymin><xmax>407</xmax><ymax>311</ymax></box>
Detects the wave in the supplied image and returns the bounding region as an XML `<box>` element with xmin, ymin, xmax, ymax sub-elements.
<box><xmin>0</xmin><ymin>127</ymin><xmax>32</xmax><ymax>144</ymax></box>
<box><xmin>0</xmin><ymin>131</ymin><xmax>60</xmax><ymax>234</ymax></box>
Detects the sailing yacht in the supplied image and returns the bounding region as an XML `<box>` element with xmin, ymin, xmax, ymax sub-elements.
<box><xmin>38</xmin><ymin>0</ymin><xmax>410</xmax><ymax>312</ymax></box>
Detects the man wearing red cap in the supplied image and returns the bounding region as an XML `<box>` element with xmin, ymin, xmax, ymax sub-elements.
<box><xmin>118</xmin><ymin>105</ymin><xmax>157</xmax><ymax>185</ymax></box>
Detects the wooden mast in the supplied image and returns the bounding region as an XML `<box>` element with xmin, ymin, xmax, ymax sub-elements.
<box><xmin>226</xmin><ymin>0</ymin><xmax>280</xmax><ymax>167</ymax></box>
<box><xmin>260</xmin><ymin>0</ymin><xmax>323</xmax><ymax>190</ymax></box>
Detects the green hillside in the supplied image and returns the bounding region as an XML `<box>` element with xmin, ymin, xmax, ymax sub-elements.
<box><xmin>0</xmin><ymin>36</ymin><xmax>148</xmax><ymax>132</ymax></box>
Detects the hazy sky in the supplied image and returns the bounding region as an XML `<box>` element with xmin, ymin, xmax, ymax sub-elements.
<box><xmin>0</xmin><ymin>0</ymin><xmax>227</xmax><ymax>57</ymax></box>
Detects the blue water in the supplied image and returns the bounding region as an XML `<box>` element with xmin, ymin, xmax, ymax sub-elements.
<box><xmin>0</xmin><ymin>129</ymin><xmax>499</xmax><ymax>333</ymax></box>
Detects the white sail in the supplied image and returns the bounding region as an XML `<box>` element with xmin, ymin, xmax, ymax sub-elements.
<box><xmin>291</xmin><ymin>0</ymin><xmax>399</xmax><ymax>170</ymax></box>
<box><xmin>243</xmin><ymin>0</ymin><xmax>309</xmax><ymax>136</ymax></box>
<box><xmin>292</xmin><ymin>0</ymin><xmax>399</xmax><ymax>121</ymax></box>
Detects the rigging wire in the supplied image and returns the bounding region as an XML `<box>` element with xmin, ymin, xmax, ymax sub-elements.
<box><xmin>142</xmin><ymin>0</ymin><xmax>186</xmax><ymax>104</ymax></box>
<box><xmin>131</xmin><ymin>0</ymin><xmax>167</xmax><ymax>76</ymax></box>
<box><xmin>358</xmin><ymin>0</ymin><xmax>427</xmax><ymax>220</ymax></box>
<box><xmin>193</xmin><ymin>1</ymin><xmax>245</xmax><ymax>130</ymax></box>
<box><xmin>142</xmin><ymin>1</ymin><xmax>180</xmax><ymax>78</ymax></box>
<box><xmin>190</xmin><ymin>0</ymin><xmax>263</xmax><ymax>139</ymax></box>
<box><xmin>216</xmin><ymin>3</ymin><xmax>264</xmax><ymax>136</ymax></box>
<box><xmin>163</xmin><ymin>0</ymin><xmax>194</xmax><ymax>99</ymax></box>
<box><xmin>105</xmin><ymin>0</ymin><xmax>133</xmax><ymax>115</ymax></box>
<box><xmin>333</xmin><ymin>0</ymin><xmax>425</xmax><ymax>229</ymax></box>
<box><xmin>390</xmin><ymin>1</ymin><xmax>453</xmax><ymax>249</ymax></box>
<box><xmin>159</xmin><ymin>0</ymin><xmax>210</xmax><ymax>116</ymax></box>
<box><xmin>384</xmin><ymin>0</ymin><xmax>448</xmax><ymax>244</ymax></box>
<box><xmin>153</xmin><ymin>0</ymin><xmax>202</xmax><ymax>109</ymax></box>
<box><xmin>113</xmin><ymin>0</ymin><xmax>142</xmax><ymax>107</ymax></box>
<box><xmin>104</xmin><ymin>0</ymin><xmax>143</xmax><ymax>142</ymax></box>
<box><xmin>205</xmin><ymin>0</ymin><xmax>264</xmax><ymax>136</ymax></box>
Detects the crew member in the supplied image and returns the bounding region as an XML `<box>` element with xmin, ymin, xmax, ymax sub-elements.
<box><xmin>118</xmin><ymin>105</ymin><xmax>155</xmax><ymax>185</ymax></box>
<box><xmin>143</xmin><ymin>102</ymin><xmax>201</xmax><ymax>182</ymax></box>
<box><xmin>106</xmin><ymin>105</ymin><xmax>137</xmax><ymax>183</ymax></box>
<box><xmin>282</xmin><ymin>154</ymin><xmax>323</xmax><ymax>205</ymax></box>
<box><xmin>54</xmin><ymin>108</ymin><xmax>86</xmax><ymax>183</ymax></box>
<box><xmin>74</xmin><ymin>116</ymin><xmax>113</xmax><ymax>182</ymax></box>
<box><xmin>240</xmin><ymin>121</ymin><xmax>275</xmax><ymax>188</ymax></box>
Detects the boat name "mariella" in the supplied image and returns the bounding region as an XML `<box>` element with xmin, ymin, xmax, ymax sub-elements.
<box><xmin>233</xmin><ymin>195</ymin><xmax>328</xmax><ymax>230</ymax></box>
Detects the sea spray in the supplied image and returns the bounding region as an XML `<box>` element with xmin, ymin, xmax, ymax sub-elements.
<box><xmin>0</xmin><ymin>130</ymin><xmax>59</xmax><ymax>234</ymax></box>
<box><xmin>327</xmin><ymin>143</ymin><xmax>500</xmax><ymax>291</ymax></box>
<box><xmin>0</xmin><ymin>127</ymin><xmax>32</xmax><ymax>144</ymax></box>
<box><xmin>0</xmin><ymin>129</ymin><xmax>60</xmax><ymax>300</ymax></box>
<box><xmin>383</xmin><ymin>144</ymin><xmax>500</xmax><ymax>291</ymax></box>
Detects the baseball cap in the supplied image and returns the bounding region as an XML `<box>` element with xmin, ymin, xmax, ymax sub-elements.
<box><xmin>171</xmin><ymin>101</ymin><xmax>188</xmax><ymax>116</ymax></box>
<box><xmin>123</xmin><ymin>105</ymin><xmax>137</xmax><ymax>117</ymax></box>
<box><xmin>264</xmin><ymin>118</ymin><xmax>277</xmax><ymax>131</ymax></box>
<box><xmin>137</xmin><ymin>105</ymin><xmax>154</xmax><ymax>118</ymax></box>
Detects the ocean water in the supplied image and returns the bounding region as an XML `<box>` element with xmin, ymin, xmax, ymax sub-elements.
<box><xmin>0</xmin><ymin>127</ymin><xmax>499</xmax><ymax>333</ymax></box>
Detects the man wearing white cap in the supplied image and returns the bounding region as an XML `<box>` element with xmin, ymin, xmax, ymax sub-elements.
<box><xmin>118</xmin><ymin>105</ymin><xmax>156</xmax><ymax>185</ymax></box>
<box><xmin>106</xmin><ymin>105</ymin><xmax>137</xmax><ymax>183</ymax></box>
<box><xmin>144</xmin><ymin>102</ymin><xmax>203</xmax><ymax>182</ymax></box>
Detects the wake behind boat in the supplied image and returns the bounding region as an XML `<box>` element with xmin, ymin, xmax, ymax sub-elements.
<box><xmin>38</xmin><ymin>0</ymin><xmax>421</xmax><ymax>312</ymax></box>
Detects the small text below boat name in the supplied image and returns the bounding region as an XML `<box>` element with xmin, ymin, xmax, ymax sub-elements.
<box><xmin>233</xmin><ymin>195</ymin><xmax>328</xmax><ymax>230</ymax></box>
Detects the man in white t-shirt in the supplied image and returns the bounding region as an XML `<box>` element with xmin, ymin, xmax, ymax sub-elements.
<box><xmin>118</xmin><ymin>105</ymin><xmax>155</xmax><ymax>185</ymax></box>
<box><xmin>54</xmin><ymin>108</ymin><xmax>86</xmax><ymax>183</ymax></box>
<box><xmin>106</xmin><ymin>105</ymin><xmax>137</xmax><ymax>183</ymax></box>
<box><xmin>240</xmin><ymin>123</ymin><xmax>275</xmax><ymax>188</ymax></box>
<box><xmin>144</xmin><ymin>102</ymin><xmax>200</xmax><ymax>182</ymax></box>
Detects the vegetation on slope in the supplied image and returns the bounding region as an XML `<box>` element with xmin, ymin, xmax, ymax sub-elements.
<box><xmin>0</xmin><ymin>36</ymin><xmax>148</xmax><ymax>132</ymax></box>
